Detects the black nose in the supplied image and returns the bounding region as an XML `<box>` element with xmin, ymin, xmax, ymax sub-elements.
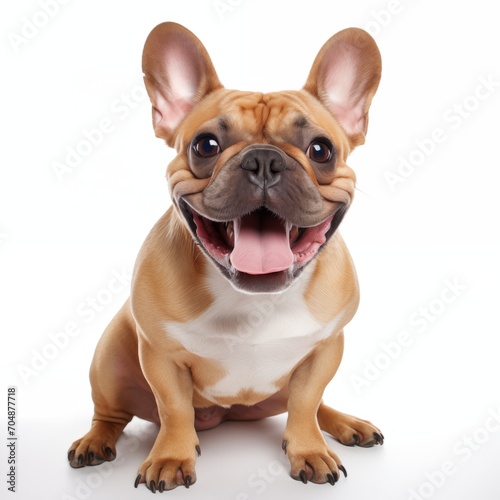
<box><xmin>240</xmin><ymin>147</ymin><xmax>286</xmax><ymax>189</ymax></box>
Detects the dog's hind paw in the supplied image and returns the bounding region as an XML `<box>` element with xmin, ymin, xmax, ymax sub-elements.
<box><xmin>318</xmin><ymin>404</ymin><xmax>384</xmax><ymax>448</ymax></box>
<box><xmin>67</xmin><ymin>421</ymin><xmax>124</xmax><ymax>468</ymax></box>
<box><xmin>68</xmin><ymin>442</ymin><xmax>116</xmax><ymax>468</ymax></box>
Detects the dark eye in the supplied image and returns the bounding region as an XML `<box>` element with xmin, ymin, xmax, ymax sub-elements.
<box><xmin>193</xmin><ymin>135</ymin><xmax>221</xmax><ymax>158</ymax></box>
<box><xmin>306</xmin><ymin>140</ymin><xmax>333</xmax><ymax>163</ymax></box>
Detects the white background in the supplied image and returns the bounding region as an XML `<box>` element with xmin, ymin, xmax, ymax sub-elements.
<box><xmin>1</xmin><ymin>1</ymin><xmax>500</xmax><ymax>499</ymax></box>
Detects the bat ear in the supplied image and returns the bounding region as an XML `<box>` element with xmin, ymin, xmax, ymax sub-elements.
<box><xmin>304</xmin><ymin>28</ymin><xmax>382</xmax><ymax>148</ymax></box>
<box><xmin>142</xmin><ymin>22</ymin><xmax>223</xmax><ymax>144</ymax></box>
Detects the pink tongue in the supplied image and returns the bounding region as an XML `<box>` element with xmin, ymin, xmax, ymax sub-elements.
<box><xmin>230</xmin><ymin>212</ymin><xmax>293</xmax><ymax>275</ymax></box>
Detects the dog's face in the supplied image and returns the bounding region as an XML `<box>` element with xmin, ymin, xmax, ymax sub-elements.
<box><xmin>142</xmin><ymin>23</ymin><xmax>381</xmax><ymax>293</ymax></box>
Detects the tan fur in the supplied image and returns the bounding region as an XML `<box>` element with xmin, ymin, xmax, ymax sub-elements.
<box><xmin>305</xmin><ymin>232</ymin><xmax>359</xmax><ymax>324</ymax></box>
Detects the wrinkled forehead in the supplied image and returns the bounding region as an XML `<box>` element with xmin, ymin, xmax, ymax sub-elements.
<box><xmin>174</xmin><ymin>89</ymin><xmax>349</xmax><ymax>155</ymax></box>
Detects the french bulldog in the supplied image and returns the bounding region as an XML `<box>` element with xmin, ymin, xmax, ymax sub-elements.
<box><xmin>68</xmin><ymin>21</ymin><xmax>383</xmax><ymax>492</ymax></box>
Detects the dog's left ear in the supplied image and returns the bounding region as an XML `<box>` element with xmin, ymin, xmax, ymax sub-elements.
<box><xmin>142</xmin><ymin>22</ymin><xmax>223</xmax><ymax>145</ymax></box>
<box><xmin>304</xmin><ymin>28</ymin><xmax>381</xmax><ymax>148</ymax></box>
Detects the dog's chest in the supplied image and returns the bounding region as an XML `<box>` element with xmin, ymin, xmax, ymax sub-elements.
<box><xmin>165</xmin><ymin>266</ymin><xmax>338</xmax><ymax>404</ymax></box>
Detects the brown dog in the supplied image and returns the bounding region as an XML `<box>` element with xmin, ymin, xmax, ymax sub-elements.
<box><xmin>67</xmin><ymin>22</ymin><xmax>383</xmax><ymax>492</ymax></box>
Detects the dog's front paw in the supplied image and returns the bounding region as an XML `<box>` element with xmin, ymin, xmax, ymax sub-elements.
<box><xmin>135</xmin><ymin>441</ymin><xmax>201</xmax><ymax>492</ymax></box>
<box><xmin>282</xmin><ymin>433</ymin><xmax>347</xmax><ymax>485</ymax></box>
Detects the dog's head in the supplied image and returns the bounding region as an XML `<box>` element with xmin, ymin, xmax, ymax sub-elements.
<box><xmin>142</xmin><ymin>22</ymin><xmax>381</xmax><ymax>293</ymax></box>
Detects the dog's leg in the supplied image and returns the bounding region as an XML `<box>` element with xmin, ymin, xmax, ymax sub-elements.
<box><xmin>68</xmin><ymin>301</ymin><xmax>154</xmax><ymax>468</ymax></box>
<box><xmin>317</xmin><ymin>405</ymin><xmax>384</xmax><ymax>448</ymax></box>
<box><xmin>283</xmin><ymin>330</ymin><xmax>346</xmax><ymax>485</ymax></box>
<box><xmin>134</xmin><ymin>338</ymin><xmax>200</xmax><ymax>492</ymax></box>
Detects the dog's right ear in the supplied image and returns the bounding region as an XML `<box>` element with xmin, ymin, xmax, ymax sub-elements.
<box><xmin>142</xmin><ymin>22</ymin><xmax>223</xmax><ymax>145</ymax></box>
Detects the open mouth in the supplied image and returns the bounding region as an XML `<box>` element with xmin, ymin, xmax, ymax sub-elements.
<box><xmin>180</xmin><ymin>201</ymin><xmax>335</xmax><ymax>283</ymax></box>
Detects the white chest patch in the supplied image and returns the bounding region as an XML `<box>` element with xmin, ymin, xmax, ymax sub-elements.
<box><xmin>165</xmin><ymin>264</ymin><xmax>341</xmax><ymax>404</ymax></box>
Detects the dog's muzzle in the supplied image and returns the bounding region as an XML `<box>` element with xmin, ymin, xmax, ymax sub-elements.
<box><xmin>178</xmin><ymin>145</ymin><xmax>347</xmax><ymax>292</ymax></box>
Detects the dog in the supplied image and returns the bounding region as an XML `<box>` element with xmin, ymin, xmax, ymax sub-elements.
<box><xmin>67</xmin><ymin>22</ymin><xmax>383</xmax><ymax>492</ymax></box>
